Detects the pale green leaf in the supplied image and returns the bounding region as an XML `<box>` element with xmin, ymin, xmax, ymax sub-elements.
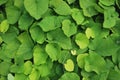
<box><xmin>0</xmin><ymin>20</ymin><xmax>9</xmax><ymax>33</ymax></box>
<box><xmin>75</xmin><ymin>33</ymin><xmax>89</xmax><ymax>49</ymax></box>
<box><xmin>77</xmin><ymin>53</ymin><xmax>88</xmax><ymax>68</ymax></box>
<box><xmin>64</xmin><ymin>59</ymin><xmax>74</xmax><ymax>71</ymax></box>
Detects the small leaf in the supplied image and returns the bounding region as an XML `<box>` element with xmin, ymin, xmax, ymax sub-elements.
<box><xmin>62</xmin><ymin>19</ymin><xmax>77</xmax><ymax>37</ymax></box>
<box><xmin>79</xmin><ymin>0</ymin><xmax>98</xmax><ymax>17</ymax></box>
<box><xmin>71</xmin><ymin>8</ymin><xmax>85</xmax><ymax>25</ymax></box>
<box><xmin>64</xmin><ymin>59</ymin><xmax>74</xmax><ymax>71</ymax></box>
<box><xmin>99</xmin><ymin>0</ymin><xmax>115</xmax><ymax>6</ymax></box>
<box><xmin>6</xmin><ymin>6</ymin><xmax>21</xmax><ymax>24</ymax></box>
<box><xmin>45</xmin><ymin>43</ymin><xmax>61</xmax><ymax>61</ymax></box>
<box><xmin>0</xmin><ymin>20</ymin><xmax>9</xmax><ymax>33</ymax></box>
<box><xmin>14</xmin><ymin>74</ymin><xmax>27</xmax><ymax>80</ymax></box>
<box><xmin>0</xmin><ymin>0</ymin><xmax>8</xmax><ymax>5</ymax></box>
<box><xmin>38</xmin><ymin>16</ymin><xmax>58</xmax><ymax>32</ymax></box>
<box><xmin>29</xmin><ymin>68</ymin><xmax>40</xmax><ymax>80</ymax></box>
<box><xmin>50</xmin><ymin>0</ymin><xmax>71</xmax><ymax>15</ymax></box>
<box><xmin>33</xmin><ymin>45</ymin><xmax>48</xmax><ymax>65</ymax></box>
<box><xmin>24</xmin><ymin>61</ymin><xmax>32</xmax><ymax>75</ymax></box>
<box><xmin>18</xmin><ymin>12</ymin><xmax>33</xmax><ymax>30</ymax></box>
<box><xmin>30</xmin><ymin>25</ymin><xmax>45</xmax><ymax>44</ymax></box>
<box><xmin>8</xmin><ymin>73</ymin><xmax>14</xmax><ymax>80</ymax></box>
<box><xmin>47</xmin><ymin>28</ymin><xmax>72</xmax><ymax>49</ymax></box>
<box><xmin>77</xmin><ymin>53</ymin><xmax>88</xmax><ymax>68</ymax></box>
<box><xmin>59</xmin><ymin>72</ymin><xmax>80</xmax><ymax>80</ymax></box>
<box><xmin>75</xmin><ymin>33</ymin><xmax>89</xmax><ymax>49</ymax></box>
<box><xmin>103</xmin><ymin>7</ymin><xmax>118</xmax><ymax>28</ymax></box>
<box><xmin>24</xmin><ymin>0</ymin><xmax>49</xmax><ymax>20</ymax></box>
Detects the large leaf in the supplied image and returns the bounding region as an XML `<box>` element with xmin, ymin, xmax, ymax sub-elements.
<box><xmin>24</xmin><ymin>0</ymin><xmax>49</xmax><ymax>20</ymax></box>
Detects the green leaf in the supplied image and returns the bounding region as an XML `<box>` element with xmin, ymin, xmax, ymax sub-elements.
<box><xmin>37</xmin><ymin>63</ymin><xmax>52</xmax><ymax>77</ymax></box>
<box><xmin>79</xmin><ymin>0</ymin><xmax>98</xmax><ymax>17</ymax></box>
<box><xmin>62</xmin><ymin>19</ymin><xmax>77</xmax><ymax>37</ymax></box>
<box><xmin>0</xmin><ymin>61</ymin><xmax>11</xmax><ymax>75</ymax></box>
<box><xmin>58</xmin><ymin>50</ymin><xmax>71</xmax><ymax>64</ymax></box>
<box><xmin>24</xmin><ymin>61</ymin><xmax>32</xmax><ymax>75</ymax></box>
<box><xmin>7</xmin><ymin>73</ymin><xmax>14</xmax><ymax>80</ymax></box>
<box><xmin>30</xmin><ymin>25</ymin><xmax>45</xmax><ymax>44</ymax></box>
<box><xmin>71</xmin><ymin>8</ymin><xmax>85</xmax><ymax>25</ymax></box>
<box><xmin>64</xmin><ymin>59</ymin><xmax>74</xmax><ymax>72</ymax></box>
<box><xmin>59</xmin><ymin>72</ymin><xmax>80</xmax><ymax>80</ymax></box>
<box><xmin>0</xmin><ymin>0</ymin><xmax>8</xmax><ymax>5</ymax></box>
<box><xmin>89</xmin><ymin>37</ymin><xmax>119</xmax><ymax>56</ymax></box>
<box><xmin>77</xmin><ymin>53</ymin><xmax>88</xmax><ymax>68</ymax></box>
<box><xmin>17</xmin><ymin>32</ymin><xmax>34</xmax><ymax>60</ymax></box>
<box><xmin>24</xmin><ymin>0</ymin><xmax>49</xmax><ymax>20</ymax></box>
<box><xmin>99</xmin><ymin>0</ymin><xmax>115</xmax><ymax>6</ymax></box>
<box><xmin>14</xmin><ymin>0</ymin><xmax>24</xmax><ymax>10</ymax></box>
<box><xmin>47</xmin><ymin>28</ymin><xmax>72</xmax><ymax>49</ymax></box>
<box><xmin>0</xmin><ymin>20</ymin><xmax>9</xmax><ymax>33</ymax></box>
<box><xmin>75</xmin><ymin>33</ymin><xmax>89</xmax><ymax>49</ymax></box>
<box><xmin>107</xmin><ymin>70</ymin><xmax>120</xmax><ymax>80</ymax></box>
<box><xmin>0</xmin><ymin>39</ymin><xmax>21</xmax><ymax>58</ymax></box>
<box><xmin>84</xmin><ymin>53</ymin><xmax>107</xmax><ymax>74</ymax></box>
<box><xmin>116</xmin><ymin>0</ymin><xmax>120</xmax><ymax>9</ymax></box>
<box><xmin>14</xmin><ymin>74</ymin><xmax>27</xmax><ymax>80</ymax></box>
<box><xmin>45</xmin><ymin>43</ymin><xmax>61</xmax><ymax>61</ymax></box>
<box><xmin>85</xmin><ymin>28</ymin><xmax>95</xmax><ymax>39</ymax></box>
<box><xmin>50</xmin><ymin>0</ymin><xmax>71</xmax><ymax>15</ymax></box>
<box><xmin>5</xmin><ymin>6</ymin><xmax>21</xmax><ymax>24</ymax></box>
<box><xmin>33</xmin><ymin>45</ymin><xmax>48</xmax><ymax>65</ymax></box>
<box><xmin>67</xmin><ymin>0</ymin><xmax>75</xmax><ymax>4</ymax></box>
<box><xmin>29</xmin><ymin>68</ymin><xmax>40</xmax><ymax>80</ymax></box>
<box><xmin>18</xmin><ymin>12</ymin><xmax>33</xmax><ymax>30</ymax></box>
<box><xmin>38</xmin><ymin>16</ymin><xmax>58</xmax><ymax>32</ymax></box>
<box><xmin>103</xmin><ymin>7</ymin><xmax>119</xmax><ymax>28</ymax></box>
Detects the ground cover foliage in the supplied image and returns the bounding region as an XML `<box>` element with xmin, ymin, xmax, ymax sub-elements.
<box><xmin>0</xmin><ymin>0</ymin><xmax>120</xmax><ymax>80</ymax></box>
